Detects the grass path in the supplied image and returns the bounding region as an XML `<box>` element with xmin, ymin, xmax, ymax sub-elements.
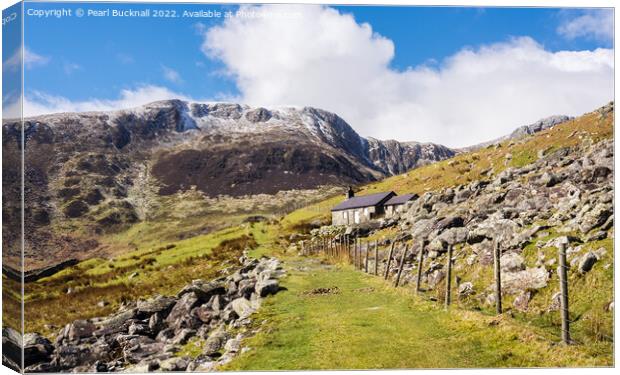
<box><xmin>225</xmin><ymin>254</ymin><xmax>611</xmax><ymax>369</ymax></box>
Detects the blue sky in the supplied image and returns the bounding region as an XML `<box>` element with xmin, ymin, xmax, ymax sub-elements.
<box><xmin>7</xmin><ymin>2</ymin><xmax>615</xmax><ymax>146</ymax></box>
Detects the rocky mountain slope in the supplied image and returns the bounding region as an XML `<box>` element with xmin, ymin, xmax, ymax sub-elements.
<box><xmin>459</xmin><ymin>115</ymin><xmax>572</xmax><ymax>152</ymax></box>
<box><xmin>2</xmin><ymin>100</ymin><xmax>454</xmax><ymax>268</ymax></box>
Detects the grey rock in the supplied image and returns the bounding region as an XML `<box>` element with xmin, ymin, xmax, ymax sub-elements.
<box><xmin>137</xmin><ymin>295</ymin><xmax>176</xmax><ymax>315</ymax></box>
<box><xmin>255</xmin><ymin>279</ymin><xmax>280</xmax><ymax>298</ymax></box>
<box><xmin>165</xmin><ymin>292</ymin><xmax>199</xmax><ymax>327</ymax></box>
<box><xmin>500</xmin><ymin>252</ymin><xmax>525</xmax><ymax>273</ymax></box>
<box><xmin>457</xmin><ymin>282</ymin><xmax>474</xmax><ymax>297</ymax></box>
<box><xmin>178</xmin><ymin>280</ymin><xmax>226</xmax><ymax>302</ymax></box>
<box><xmin>578</xmin><ymin>252</ymin><xmax>598</xmax><ymax>274</ymax></box>
<box><xmin>502</xmin><ymin>267</ymin><xmax>549</xmax><ymax>293</ymax></box>
<box><xmin>230</xmin><ymin>298</ymin><xmax>255</xmax><ymax>319</ymax></box>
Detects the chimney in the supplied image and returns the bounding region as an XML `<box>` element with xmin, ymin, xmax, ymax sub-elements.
<box><xmin>346</xmin><ymin>186</ymin><xmax>355</xmax><ymax>199</ymax></box>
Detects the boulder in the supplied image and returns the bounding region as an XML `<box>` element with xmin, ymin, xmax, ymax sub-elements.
<box><xmin>579</xmin><ymin>203</ymin><xmax>612</xmax><ymax>234</ymax></box>
<box><xmin>165</xmin><ymin>292</ymin><xmax>199</xmax><ymax>327</ymax></box>
<box><xmin>230</xmin><ymin>298</ymin><xmax>255</xmax><ymax>319</ymax></box>
<box><xmin>255</xmin><ymin>279</ymin><xmax>280</xmax><ymax>298</ymax></box>
<box><xmin>578</xmin><ymin>252</ymin><xmax>598</xmax><ymax>274</ymax></box>
<box><xmin>434</xmin><ymin>216</ymin><xmax>465</xmax><ymax>232</ymax></box>
<box><xmin>137</xmin><ymin>295</ymin><xmax>176</xmax><ymax>315</ymax></box>
<box><xmin>501</xmin><ymin>267</ymin><xmax>549</xmax><ymax>293</ymax></box>
<box><xmin>23</xmin><ymin>333</ymin><xmax>54</xmax><ymax>366</ymax></box>
<box><xmin>158</xmin><ymin>357</ymin><xmax>189</xmax><ymax>371</ymax></box>
<box><xmin>436</xmin><ymin>227</ymin><xmax>468</xmax><ymax>246</ymax></box>
<box><xmin>203</xmin><ymin>326</ymin><xmax>228</xmax><ymax>356</ymax></box>
<box><xmin>457</xmin><ymin>282</ymin><xmax>474</xmax><ymax>297</ymax></box>
<box><xmin>500</xmin><ymin>252</ymin><xmax>525</xmax><ymax>273</ymax></box>
<box><xmin>171</xmin><ymin>329</ymin><xmax>196</xmax><ymax>345</ymax></box>
<box><xmin>67</xmin><ymin>320</ymin><xmax>96</xmax><ymax>342</ymax></box>
<box><xmin>93</xmin><ymin>309</ymin><xmax>137</xmax><ymax>337</ymax></box>
<box><xmin>540</xmin><ymin>172</ymin><xmax>562</xmax><ymax>187</ymax></box>
<box><xmin>178</xmin><ymin>280</ymin><xmax>226</xmax><ymax>302</ymax></box>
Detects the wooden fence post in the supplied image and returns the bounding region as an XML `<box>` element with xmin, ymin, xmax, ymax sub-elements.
<box><xmin>384</xmin><ymin>241</ymin><xmax>396</xmax><ymax>280</ymax></box>
<box><xmin>365</xmin><ymin>241</ymin><xmax>369</xmax><ymax>273</ymax></box>
<box><xmin>445</xmin><ymin>244</ymin><xmax>453</xmax><ymax>309</ymax></box>
<box><xmin>415</xmin><ymin>240</ymin><xmax>426</xmax><ymax>294</ymax></box>
<box><xmin>374</xmin><ymin>240</ymin><xmax>379</xmax><ymax>276</ymax></box>
<box><xmin>558</xmin><ymin>240</ymin><xmax>571</xmax><ymax>344</ymax></box>
<box><xmin>493</xmin><ymin>238</ymin><xmax>502</xmax><ymax>314</ymax></box>
<box><xmin>394</xmin><ymin>244</ymin><xmax>409</xmax><ymax>287</ymax></box>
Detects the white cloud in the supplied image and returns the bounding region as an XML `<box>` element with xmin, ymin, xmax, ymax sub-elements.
<box><xmin>24</xmin><ymin>85</ymin><xmax>190</xmax><ymax>117</ymax></box>
<box><xmin>203</xmin><ymin>5</ymin><xmax>614</xmax><ymax>147</ymax></box>
<box><xmin>162</xmin><ymin>65</ymin><xmax>183</xmax><ymax>84</ymax></box>
<box><xmin>557</xmin><ymin>9</ymin><xmax>614</xmax><ymax>42</ymax></box>
<box><xmin>3</xmin><ymin>47</ymin><xmax>50</xmax><ymax>72</ymax></box>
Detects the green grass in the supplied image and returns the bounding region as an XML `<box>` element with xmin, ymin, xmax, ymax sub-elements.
<box><xmin>225</xmin><ymin>257</ymin><xmax>610</xmax><ymax>369</ymax></box>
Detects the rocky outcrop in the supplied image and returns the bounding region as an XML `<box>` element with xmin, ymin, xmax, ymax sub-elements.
<box><xmin>20</xmin><ymin>256</ymin><xmax>285</xmax><ymax>373</ymax></box>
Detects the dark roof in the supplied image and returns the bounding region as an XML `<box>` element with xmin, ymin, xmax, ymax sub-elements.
<box><xmin>384</xmin><ymin>193</ymin><xmax>418</xmax><ymax>206</ymax></box>
<box><xmin>331</xmin><ymin>191</ymin><xmax>395</xmax><ymax>212</ymax></box>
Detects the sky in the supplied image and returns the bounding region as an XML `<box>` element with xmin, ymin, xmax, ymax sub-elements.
<box><xmin>3</xmin><ymin>2</ymin><xmax>614</xmax><ymax>147</ymax></box>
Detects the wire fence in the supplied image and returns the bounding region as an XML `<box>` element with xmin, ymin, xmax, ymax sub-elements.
<box><xmin>299</xmin><ymin>233</ymin><xmax>575</xmax><ymax>345</ymax></box>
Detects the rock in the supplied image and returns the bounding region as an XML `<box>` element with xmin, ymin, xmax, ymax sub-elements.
<box><xmin>436</xmin><ymin>227</ymin><xmax>468</xmax><ymax>246</ymax></box>
<box><xmin>237</xmin><ymin>279</ymin><xmax>256</xmax><ymax>298</ymax></box>
<box><xmin>540</xmin><ymin>172</ymin><xmax>562</xmax><ymax>187</ymax></box>
<box><xmin>513</xmin><ymin>291</ymin><xmax>531</xmax><ymax>312</ymax></box>
<box><xmin>97</xmin><ymin>301</ymin><xmax>109</xmax><ymax>308</ymax></box>
<box><xmin>500</xmin><ymin>252</ymin><xmax>525</xmax><ymax>273</ymax></box>
<box><xmin>137</xmin><ymin>295</ymin><xmax>176</xmax><ymax>315</ymax></box>
<box><xmin>155</xmin><ymin>328</ymin><xmax>175</xmax><ymax>343</ymax></box>
<box><xmin>457</xmin><ymin>282</ymin><xmax>474</xmax><ymax>297</ymax></box>
<box><xmin>579</xmin><ymin>203</ymin><xmax>612</xmax><ymax>234</ymax></box>
<box><xmin>427</xmin><ymin>270</ymin><xmax>445</xmax><ymax>289</ymax></box>
<box><xmin>165</xmin><ymin>292</ymin><xmax>199</xmax><ymax>327</ymax></box>
<box><xmin>224</xmin><ymin>336</ymin><xmax>242</xmax><ymax>353</ymax></box>
<box><xmin>427</xmin><ymin>238</ymin><xmax>447</xmax><ymax>253</ymax></box>
<box><xmin>193</xmin><ymin>305</ymin><xmax>216</xmax><ymax>323</ymax></box>
<box><xmin>148</xmin><ymin>312</ymin><xmax>165</xmax><ymax>334</ymax></box>
<box><xmin>127</xmin><ymin>322</ymin><xmax>150</xmax><ymax>336</ymax></box>
<box><xmin>578</xmin><ymin>252</ymin><xmax>598</xmax><ymax>274</ymax></box>
<box><xmin>255</xmin><ymin>279</ymin><xmax>280</xmax><ymax>298</ymax></box>
<box><xmin>23</xmin><ymin>333</ymin><xmax>54</xmax><ymax>366</ymax></box>
<box><xmin>548</xmin><ymin>292</ymin><xmax>562</xmax><ymax>311</ymax></box>
<box><xmin>230</xmin><ymin>298</ymin><xmax>255</xmax><ymax>319</ymax></box>
<box><xmin>158</xmin><ymin>357</ymin><xmax>189</xmax><ymax>371</ymax></box>
<box><xmin>171</xmin><ymin>329</ymin><xmax>195</xmax><ymax>345</ymax></box>
<box><xmin>204</xmin><ymin>326</ymin><xmax>228</xmax><ymax>356</ymax></box>
<box><xmin>178</xmin><ymin>280</ymin><xmax>226</xmax><ymax>302</ymax></box>
<box><xmin>501</xmin><ymin>267</ymin><xmax>549</xmax><ymax>293</ymax></box>
<box><xmin>93</xmin><ymin>308</ymin><xmax>137</xmax><ymax>337</ymax></box>
<box><xmin>434</xmin><ymin>216</ymin><xmax>465</xmax><ymax>232</ymax></box>
<box><xmin>67</xmin><ymin>320</ymin><xmax>96</xmax><ymax>342</ymax></box>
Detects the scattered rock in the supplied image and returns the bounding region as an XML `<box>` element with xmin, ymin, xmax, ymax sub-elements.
<box><xmin>578</xmin><ymin>252</ymin><xmax>598</xmax><ymax>274</ymax></box>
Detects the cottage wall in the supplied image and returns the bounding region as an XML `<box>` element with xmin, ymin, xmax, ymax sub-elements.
<box><xmin>331</xmin><ymin>206</ymin><xmax>377</xmax><ymax>225</ymax></box>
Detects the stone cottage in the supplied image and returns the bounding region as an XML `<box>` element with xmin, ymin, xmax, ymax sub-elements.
<box><xmin>384</xmin><ymin>193</ymin><xmax>418</xmax><ymax>218</ymax></box>
<box><xmin>331</xmin><ymin>188</ymin><xmax>396</xmax><ymax>225</ymax></box>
